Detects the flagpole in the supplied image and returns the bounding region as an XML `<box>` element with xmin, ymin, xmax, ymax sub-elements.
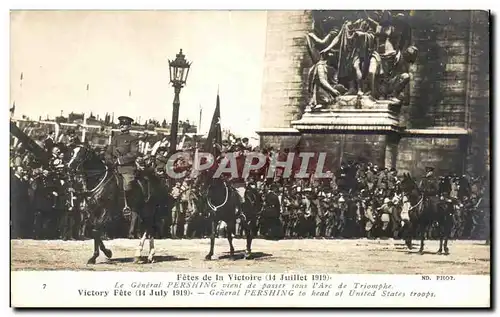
<box><xmin>128</xmin><ymin>89</ymin><xmax>133</xmax><ymax>124</ymax></box>
<box><xmin>16</xmin><ymin>72</ymin><xmax>23</xmax><ymax>119</ymax></box>
<box><xmin>85</xmin><ymin>84</ymin><xmax>89</xmax><ymax>123</ymax></box>
<box><xmin>198</xmin><ymin>104</ymin><xmax>202</xmax><ymax>134</ymax></box>
<box><xmin>82</xmin><ymin>84</ymin><xmax>89</xmax><ymax>142</ymax></box>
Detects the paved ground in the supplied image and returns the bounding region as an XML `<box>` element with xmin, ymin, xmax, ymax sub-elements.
<box><xmin>10</xmin><ymin>238</ymin><xmax>490</xmax><ymax>274</ymax></box>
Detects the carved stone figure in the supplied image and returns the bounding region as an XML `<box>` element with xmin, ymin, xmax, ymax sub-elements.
<box><xmin>368</xmin><ymin>45</ymin><xmax>418</xmax><ymax>103</ymax></box>
<box><xmin>305</xmin><ymin>10</ymin><xmax>417</xmax><ymax>111</ymax></box>
<box><xmin>306</xmin><ymin>21</ymin><xmax>347</xmax><ymax>111</ymax></box>
<box><xmin>365</xmin><ymin>11</ymin><xmax>417</xmax><ymax>102</ymax></box>
<box><xmin>320</xmin><ymin>19</ymin><xmax>376</xmax><ymax>96</ymax></box>
<box><xmin>306</xmin><ymin>53</ymin><xmax>341</xmax><ymax>111</ymax></box>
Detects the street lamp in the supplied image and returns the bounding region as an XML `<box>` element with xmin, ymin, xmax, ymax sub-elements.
<box><xmin>168</xmin><ymin>49</ymin><xmax>191</xmax><ymax>153</ymax></box>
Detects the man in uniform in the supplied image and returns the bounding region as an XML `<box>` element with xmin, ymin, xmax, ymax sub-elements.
<box><xmin>419</xmin><ymin>167</ymin><xmax>439</xmax><ymax>197</ymax></box>
<box><xmin>66</xmin><ymin>129</ymin><xmax>83</xmax><ymax>167</ymax></box>
<box><xmin>44</xmin><ymin>131</ymin><xmax>56</xmax><ymax>153</ymax></box>
<box><xmin>104</xmin><ymin>116</ymin><xmax>139</xmax><ymax>238</ymax></box>
<box><xmin>419</xmin><ymin>166</ymin><xmax>440</xmax><ymax>227</ymax></box>
<box><xmin>262</xmin><ymin>183</ymin><xmax>282</xmax><ymax>239</ymax></box>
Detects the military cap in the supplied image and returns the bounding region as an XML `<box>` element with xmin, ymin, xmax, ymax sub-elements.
<box><xmin>118</xmin><ymin>116</ymin><xmax>134</xmax><ymax>125</ymax></box>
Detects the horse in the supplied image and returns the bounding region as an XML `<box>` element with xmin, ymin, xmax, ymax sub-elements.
<box><xmin>132</xmin><ymin>165</ymin><xmax>175</xmax><ymax>262</ymax></box>
<box><xmin>400</xmin><ymin>173</ymin><xmax>454</xmax><ymax>254</ymax></box>
<box><xmin>67</xmin><ymin>145</ymin><xmax>171</xmax><ymax>264</ymax></box>
<box><xmin>204</xmin><ymin>178</ymin><xmax>254</xmax><ymax>260</ymax></box>
<box><xmin>242</xmin><ymin>183</ymin><xmax>262</xmax><ymax>237</ymax></box>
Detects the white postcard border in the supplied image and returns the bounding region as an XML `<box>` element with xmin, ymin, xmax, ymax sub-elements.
<box><xmin>3</xmin><ymin>0</ymin><xmax>497</xmax><ymax>315</ymax></box>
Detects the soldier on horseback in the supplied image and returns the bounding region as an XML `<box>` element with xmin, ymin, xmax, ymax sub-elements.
<box><xmin>104</xmin><ymin>116</ymin><xmax>139</xmax><ymax>237</ymax></box>
<box><xmin>419</xmin><ymin>167</ymin><xmax>439</xmax><ymax>198</ymax></box>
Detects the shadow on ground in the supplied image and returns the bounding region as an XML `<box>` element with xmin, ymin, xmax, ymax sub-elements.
<box><xmin>103</xmin><ymin>255</ymin><xmax>188</xmax><ymax>264</ymax></box>
<box><xmin>218</xmin><ymin>251</ymin><xmax>273</xmax><ymax>261</ymax></box>
<box><xmin>406</xmin><ymin>250</ymin><xmax>448</xmax><ymax>255</ymax></box>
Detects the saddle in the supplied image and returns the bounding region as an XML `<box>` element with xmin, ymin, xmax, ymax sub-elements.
<box><xmin>114</xmin><ymin>173</ymin><xmax>152</xmax><ymax>203</ymax></box>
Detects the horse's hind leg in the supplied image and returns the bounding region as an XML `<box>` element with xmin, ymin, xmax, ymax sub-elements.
<box><xmin>226</xmin><ymin>222</ymin><xmax>236</xmax><ymax>259</ymax></box>
<box><xmin>87</xmin><ymin>230</ymin><xmax>100</xmax><ymax>264</ymax></box>
<box><xmin>147</xmin><ymin>235</ymin><xmax>156</xmax><ymax>263</ymax></box>
<box><xmin>443</xmin><ymin>219</ymin><xmax>452</xmax><ymax>255</ymax></box>
<box><xmin>437</xmin><ymin>236</ymin><xmax>443</xmax><ymax>254</ymax></box>
<box><xmin>418</xmin><ymin>225</ymin><xmax>425</xmax><ymax>254</ymax></box>
<box><xmin>205</xmin><ymin>220</ymin><xmax>216</xmax><ymax>261</ymax></box>
<box><xmin>403</xmin><ymin>222</ymin><xmax>413</xmax><ymax>249</ymax></box>
<box><xmin>244</xmin><ymin>220</ymin><xmax>253</xmax><ymax>260</ymax></box>
<box><xmin>148</xmin><ymin>218</ymin><xmax>158</xmax><ymax>263</ymax></box>
<box><xmin>99</xmin><ymin>235</ymin><xmax>113</xmax><ymax>259</ymax></box>
<box><xmin>134</xmin><ymin>232</ymin><xmax>148</xmax><ymax>263</ymax></box>
<box><xmin>443</xmin><ymin>236</ymin><xmax>449</xmax><ymax>255</ymax></box>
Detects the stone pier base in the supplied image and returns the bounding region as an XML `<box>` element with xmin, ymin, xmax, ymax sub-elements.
<box><xmin>257</xmin><ymin>96</ymin><xmax>470</xmax><ymax>176</ymax></box>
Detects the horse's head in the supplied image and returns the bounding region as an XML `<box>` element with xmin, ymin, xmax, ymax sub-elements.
<box><xmin>67</xmin><ymin>146</ymin><xmax>107</xmax><ymax>191</ymax></box>
<box><xmin>67</xmin><ymin>146</ymin><xmax>90</xmax><ymax>170</ymax></box>
<box><xmin>400</xmin><ymin>173</ymin><xmax>414</xmax><ymax>195</ymax></box>
<box><xmin>206</xmin><ymin>177</ymin><xmax>231</xmax><ymax>213</ymax></box>
<box><xmin>438</xmin><ymin>176</ymin><xmax>452</xmax><ymax>196</ymax></box>
<box><xmin>208</xmin><ymin>177</ymin><xmax>226</xmax><ymax>191</ymax></box>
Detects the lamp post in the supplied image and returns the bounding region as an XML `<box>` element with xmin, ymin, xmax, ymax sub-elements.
<box><xmin>168</xmin><ymin>49</ymin><xmax>191</xmax><ymax>154</ymax></box>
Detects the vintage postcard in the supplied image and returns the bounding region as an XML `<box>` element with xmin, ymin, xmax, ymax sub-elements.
<box><xmin>9</xmin><ymin>7</ymin><xmax>491</xmax><ymax>308</ymax></box>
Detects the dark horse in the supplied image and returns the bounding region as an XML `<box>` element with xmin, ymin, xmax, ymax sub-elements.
<box><xmin>67</xmin><ymin>145</ymin><xmax>172</xmax><ymax>264</ymax></box>
<box><xmin>400</xmin><ymin>173</ymin><xmax>454</xmax><ymax>254</ymax></box>
<box><xmin>204</xmin><ymin>178</ymin><xmax>254</xmax><ymax>260</ymax></box>
<box><xmin>242</xmin><ymin>183</ymin><xmax>262</xmax><ymax>237</ymax></box>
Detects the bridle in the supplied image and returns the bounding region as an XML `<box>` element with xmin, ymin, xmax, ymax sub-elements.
<box><xmin>67</xmin><ymin>146</ymin><xmax>110</xmax><ymax>196</ymax></box>
<box><xmin>403</xmin><ymin>175</ymin><xmax>424</xmax><ymax>212</ymax></box>
<box><xmin>207</xmin><ymin>181</ymin><xmax>229</xmax><ymax>213</ymax></box>
<box><xmin>408</xmin><ymin>196</ymin><xmax>423</xmax><ymax>211</ymax></box>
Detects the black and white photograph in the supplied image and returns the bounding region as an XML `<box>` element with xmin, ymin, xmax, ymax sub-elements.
<box><xmin>8</xmin><ymin>6</ymin><xmax>491</xmax><ymax>308</ymax></box>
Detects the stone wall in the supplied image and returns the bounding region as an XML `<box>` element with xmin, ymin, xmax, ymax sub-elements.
<box><xmin>408</xmin><ymin>11</ymin><xmax>471</xmax><ymax>128</ymax></box>
<box><xmin>299</xmin><ymin>133</ymin><xmax>387</xmax><ymax>169</ymax></box>
<box><xmin>259</xmin><ymin>10</ymin><xmax>490</xmax><ymax>177</ymax></box>
<box><xmin>406</xmin><ymin>10</ymin><xmax>490</xmax><ymax>176</ymax></box>
<box><xmin>259</xmin><ymin>132</ymin><xmax>302</xmax><ymax>151</ymax></box>
<box><xmin>396</xmin><ymin>135</ymin><xmax>464</xmax><ymax>177</ymax></box>
<box><xmin>259</xmin><ymin>11</ymin><xmax>312</xmax><ymax>130</ymax></box>
<box><xmin>466</xmin><ymin>11</ymin><xmax>490</xmax><ymax>177</ymax></box>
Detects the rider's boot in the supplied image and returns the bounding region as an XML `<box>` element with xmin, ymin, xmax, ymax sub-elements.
<box><xmin>123</xmin><ymin>190</ymin><xmax>133</xmax><ymax>217</ymax></box>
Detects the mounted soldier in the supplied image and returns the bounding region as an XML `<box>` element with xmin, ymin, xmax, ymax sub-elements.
<box><xmin>104</xmin><ymin>115</ymin><xmax>139</xmax><ymax>238</ymax></box>
<box><xmin>419</xmin><ymin>167</ymin><xmax>439</xmax><ymax>197</ymax></box>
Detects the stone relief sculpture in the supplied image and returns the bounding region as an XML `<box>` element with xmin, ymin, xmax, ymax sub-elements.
<box><xmin>305</xmin><ymin>10</ymin><xmax>418</xmax><ymax>112</ymax></box>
